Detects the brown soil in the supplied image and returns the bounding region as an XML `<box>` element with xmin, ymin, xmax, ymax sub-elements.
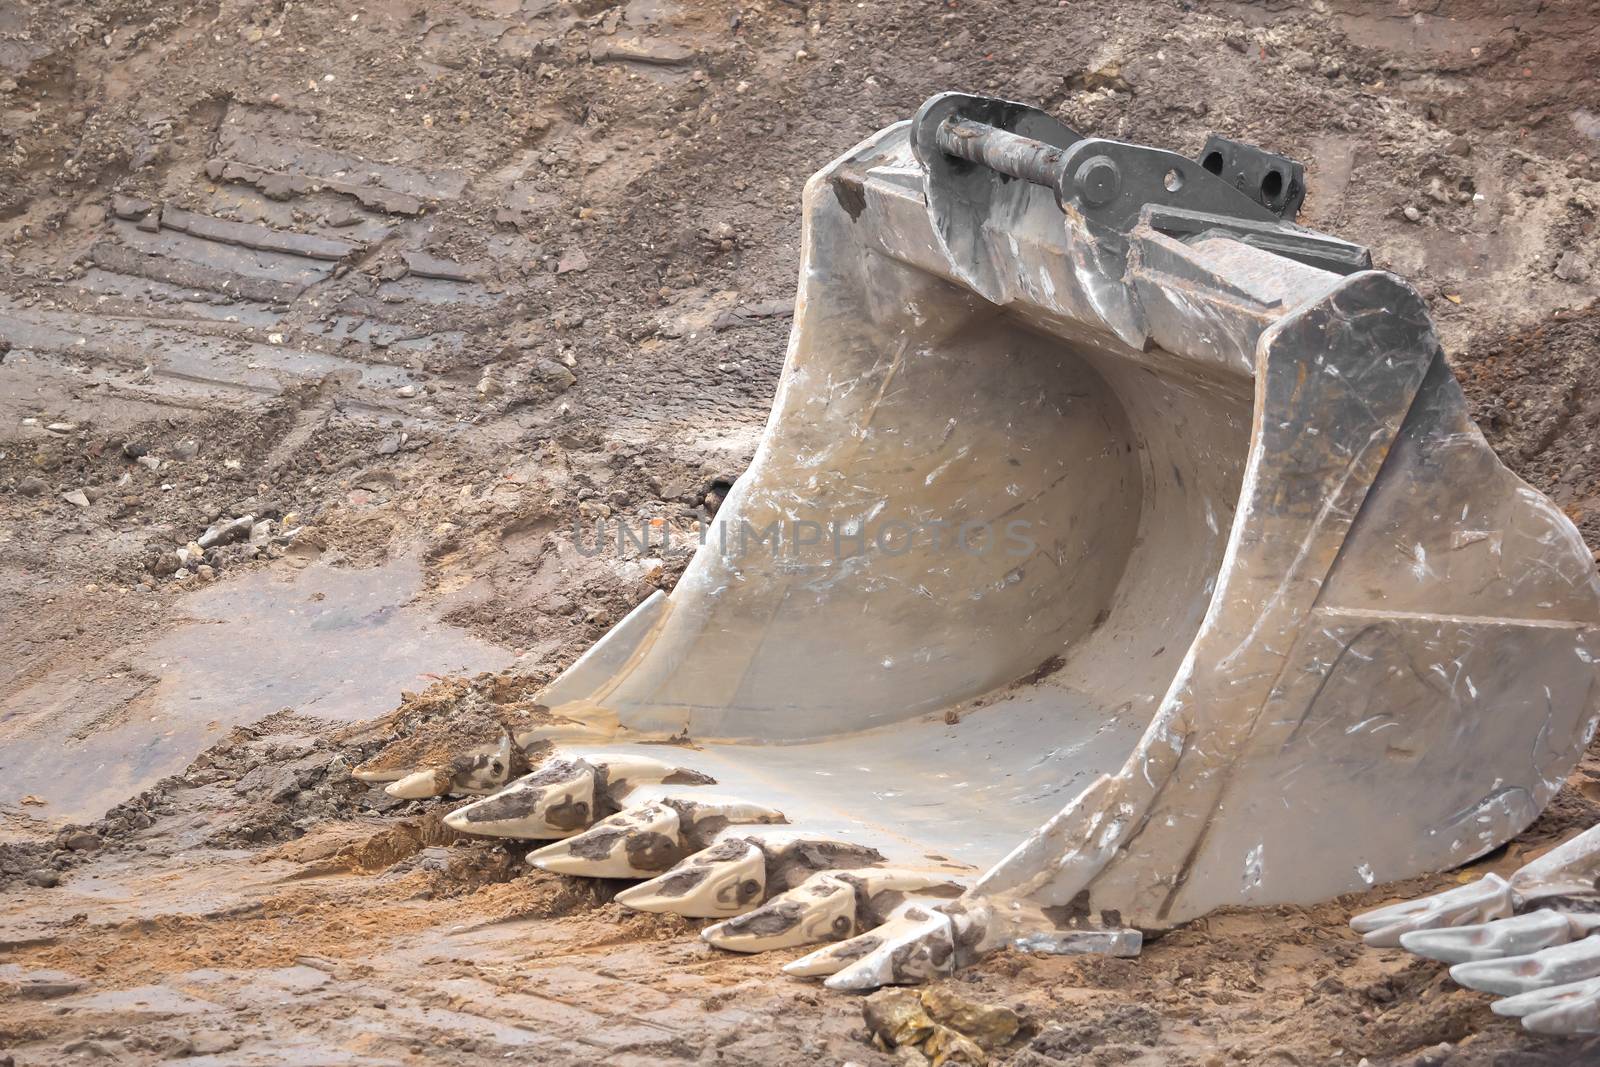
<box><xmin>342</xmin><ymin>671</ymin><xmax>553</xmax><ymax>778</ymax></box>
<box><xmin>1</xmin><ymin>0</ymin><xmax>1598</xmax><ymax>1064</ymax></box>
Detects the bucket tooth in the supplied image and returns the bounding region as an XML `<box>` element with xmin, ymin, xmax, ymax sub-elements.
<box><xmin>351</xmin><ymin>765</ymin><xmax>408</xmax><ymax>784</ymax></box>
<box><xmin>359</xmin><ymin>716</ymin><xmax>620</xmax><ymax>798</ymax></box>
<box><xmin>445</xmin><ymin>757</ymin><xmax>599</xmax><ymax>838</ymax></box>
<box><xmin>1493</xmin><ymin>976</ymin><xmax>1600</xmax><ymax>1034</ymax></box>
<box><xmin>1349</xmin><ymin>875</ymin><xmax>1514</xmax><ymax>948</ymax></box>
<box><xmin>777</xmin><ymin>878</ymin><xmax>976</xmax><ymax>980</ymax></box>
<box><xmin>615</xmin><ymin>838</ymin><xmax>768</xmax><ymax>917</ymax></box>
<box><xmin>1510</xmin><ymin>823</ymin><xmax>1600</xmax><ymax>902</ymax></box>
<box><xmin>1451</xmin><ymin>935</ymin><xmax>1600</xmax><ymax>997</ymax></box>
<box><xmin>703</xmin><ymin>872</ymin><xmax>860</xmax><ymax>953</ymax></box>
<box><xmin>1399</xmin><ymin>911</ymin><xmax>1577</xmax><ymax>965</ymax></box>
<box><xmin>529</xmin><ymin>801</ymin><xmax>684</xmax><ymax>878</ymax></box>
<box><xmin>813</xmin><ymin>902</ymin><xmax>958</xmax><ymax>990</ymax></box>
<box><xmin>527</xmin><ymin>797</ymin><xmax>785</xmax><ymax>879</ymax></box>
<box><xmin>382</xmin><ymin>727</ymin><xmax>527</xmax><ymax>799</ymax></box>
<box><xmin>614</xmin><ymin>833</ymin><xmax>895</xmax><ymax>919</ymax></box>
<box><xmin>444</xmin><ymin>754</ymin><xmax>717</xmax><ymax>839</ymax></box>
<box><xmin>701</xmin><ymin>868</ymin><xmax>968</xmax><ymax>954</ymax></box>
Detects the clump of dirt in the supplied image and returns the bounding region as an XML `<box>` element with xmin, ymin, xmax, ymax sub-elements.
<box><xmin>578</xmin><ymin>901</ymin><xmax>696</xmax><ymax>947</ymax></box>
<box><xmin>1018</xmin><ymin>1002</ymin><xmax>1162</xmax><ymax>1064</ymax></box>
<box><xmin>270</xmin><ymin>814</ymin><xmax>465</xmax><ymax>876</ymax></box>
<box><xmin>341</xmin><ymin>670</ymin><xmax>556</xmax><ymax>779</ymax></box>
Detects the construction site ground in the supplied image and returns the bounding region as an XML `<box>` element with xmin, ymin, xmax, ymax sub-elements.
<box><xmin>2</xmin><ymin>0</ymin><xmax>1599</xmax><ymax>1063</ymax></box>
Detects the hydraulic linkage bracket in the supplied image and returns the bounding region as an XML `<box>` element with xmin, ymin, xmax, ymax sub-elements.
<box><xmin>911</xmin><ymin>92</ymin><xmax>1370</xmax><ymax>275</ymax></box>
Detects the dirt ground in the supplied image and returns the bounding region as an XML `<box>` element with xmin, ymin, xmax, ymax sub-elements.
<box><xmin>1</xmin><ymin>0</ymin><xmax>1598</xmax><ymax>1063</ymax></box>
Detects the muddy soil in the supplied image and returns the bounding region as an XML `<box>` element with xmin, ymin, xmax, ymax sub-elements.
<box><xmin>1</xmin><ymin>0</ymin><xmax>1597</xmax><ymax>1064</ymax></box>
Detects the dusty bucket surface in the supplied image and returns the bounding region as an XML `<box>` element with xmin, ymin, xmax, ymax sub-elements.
<box><xmin>367</xmin><ymin>93</ymin><xmax>1600</xmax><ymax>989</ymax></box>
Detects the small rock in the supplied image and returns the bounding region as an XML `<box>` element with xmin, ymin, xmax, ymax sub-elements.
<box><xmin>16</xmin><ymin>476</ymin><xmax>46</xmax><ymax>497</ymax></box>
<box><xmin>172</xmin><ymin>439</ymin><xmax>199</xmax><ymax>460</ymax></box>
<box><xmin>556</xmin><ymin>247</ymin><xmax>589</xmax><ymax>274</ymax></box>
<box><xmin>61</xmin><ymin>1039</ymin><xmax>119</xmax><ymax>1058</ymax></box>
<box><xmin>1555</xmin><ymin>251</ymin><xmax>1591</xmax><ymax>284</ymax></box>
<box><xmin>197</xmin><ymin>564</ymin><xmax>216</xmax><ymax>581</ymax></box>
<box><xmin>46</xmin><ymin>422</ymin><xmax>78</xmax><ymax>434</ymax></box>
<box><xmin>62</xmin><ymin>489</ymin><xmax>90</xmax><ymax>507</ymax></box>
<box><xmin>111</xmin><ymin>195</ymin><xmax>155</xmax><ymax>221</ymax></box>
<box><xmin>476</xmin><ymin>374</ymin><xmax>505</xmax><ymax>398</ymax></box>
<box><xmin>1402</xmin><ymin>205</ymin><xmax>1422</xmax><ymax>223</ymax></box>
<box><xmin>23</xmin><ymin>868</ymin><xmax>61</xmax><ymax>888</ymax></box>
<box><xmin>13</xmin><ymin>977</ymin><xmax>85</xmax><ymax>999</ymax></box>
<box><xmin>533</xmin><ymin>359</ymin><xmax>577</xmax><ymax>393</ymax></box>
<box><xmin>121</xmin><ymin>440</ymin><xmax>149</xmax><ymax>459</ymax></box>
<box><xmin>136</xmin><ymin>455</ymin><xmax>162</xmax><ymax>471</ymax></box>
<box><xmin>198</xmin><ymin>514</ymin><xmax>254</xmax><ymax>549</ymax></box>
<box><xmin>250</xmin><ymin>519</ymin><xmax>275</xmax><ymax>545</ymax></box>
<box><xmin>62</xmin><ymin>829</ymin><xmax>102</xmax><ymax>852</ymax></box>
<box><xmin>1446</xmin><ymin>135</ymin><xmax>1472</xmax><ymax>157</ymax></box>
<box><xmin>1412</xmin><ymin>1043</ymin><xmax>1454</xmax><ymax>1067</ymax></box>
<box><xmin>540</xmin><ymin>594</ymin><xmax>576</xmax><ymax>616</ymax></box>
<box><xmin>1285</xmin><ymin>49</ymin><xmax>1316</xmax><ymax>72</ymax></box>
<box><xmin>395</xmin><ymin>384</ymin><xmax>417</xmax><ymax>398</ymax></box>
<box><xmin>187</xmin><ymin>1031</ymin><xmax>240</xmax><ymax>1056</ymax></box>
<box><xmin>864</xmin><ymin>989</ymin><xmax>936</xmax><ymax>1049</ymax></box>
<box><xmin>923</xmin><ymin>1025</ymin><xmax>986</xmax><ymax>1065</ymax></box>
<box><xmin>920</xmin><ymin>987</ymin><xmax>1021</xmax><ymax>1051</ymax></box>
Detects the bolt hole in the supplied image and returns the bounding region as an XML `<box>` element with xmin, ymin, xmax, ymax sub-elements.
<box><xmin>1202</xmin><ymin>151</ymin><xmax>1225</xmax><ymax>175</ymax></box>
<box><xmin>1163</xmin><ymin>168</ymin><xmax>1184</xmax><ymax>193</ymax></box>
<box><xmin>1261</xmin><ymin>169</ymin><xmax>1285</xmax><ymax>201</ymax></box>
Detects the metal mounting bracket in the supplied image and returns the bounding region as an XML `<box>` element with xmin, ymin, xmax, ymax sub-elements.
<box><xmin>911</xmin><ymin>92</ymin><xmax>1360</xmax><ymax>270</ymax></box>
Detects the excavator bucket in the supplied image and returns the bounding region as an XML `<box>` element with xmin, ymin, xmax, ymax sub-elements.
<box><xmin>362</xmin><ymin>93</ymin><xmax>1600</xmax><ymax>989</ymax></box>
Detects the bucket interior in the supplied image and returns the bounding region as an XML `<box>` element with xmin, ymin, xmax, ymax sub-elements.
<box><xmin>563</xmin><ymin>295</ymin><xmax>1254</xmax><ymax>864</ymax></box>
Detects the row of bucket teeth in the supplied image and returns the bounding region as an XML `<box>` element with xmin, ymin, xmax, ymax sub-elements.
<box><xmin>370</xmin><ymin>750</ymin><xmax>978</xmax><ymax>990</ymax></box>
<box><xmin>1352</xmin><ymin>823</ymin><xmax>1600</xmax><ymax>1036</ymax></box>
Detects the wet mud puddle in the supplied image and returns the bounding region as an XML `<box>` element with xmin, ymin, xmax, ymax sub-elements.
<box><xmin>0</xmin><ymin>557</ymin><xmax>510</xmax><ymax>824</ymax></box>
